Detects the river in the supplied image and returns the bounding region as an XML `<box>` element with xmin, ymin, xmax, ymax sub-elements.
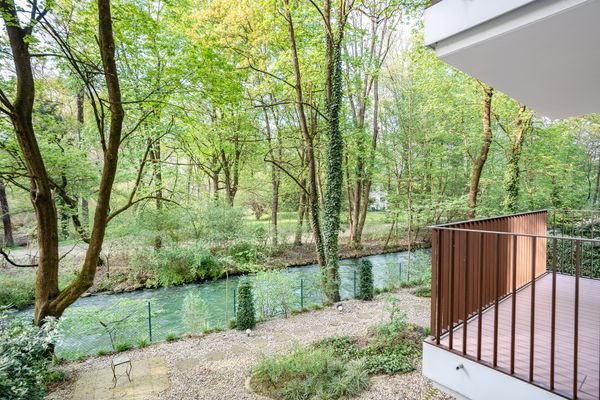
<box><xmin>18</xmin><ymin>249</ymin><xmax>431</xmax><ymax>359</ymax></box>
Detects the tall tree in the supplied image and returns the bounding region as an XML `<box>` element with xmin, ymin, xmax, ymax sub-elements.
<box><xmin>498</xmin><ymin>103</ymin><xmax>533</xmax><ymax>212</ymax></box>
<box><xmin>467</xmin><ymin>83</ymin><xmax>493</xmax><ymax>219</ymax></box>
<box><xmin>320</xmin><ymin>0</ymin><xmax>353</xmax><ymax>302</ymax></box>
<box><xmin>0</xmin><ymin>0</ymin><xmax>126</xmax><ymax>324</ymax></box>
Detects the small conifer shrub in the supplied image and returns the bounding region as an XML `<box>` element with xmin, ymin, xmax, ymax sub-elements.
<box><xmin>357</xmin><ymin>259</ymin><xmax>374</xmax><ymax>301</ymax></box>
<box><xmin>236</xmin><ymin>280</ymin><xmax>256</xmax><ymax>330</ymax></box>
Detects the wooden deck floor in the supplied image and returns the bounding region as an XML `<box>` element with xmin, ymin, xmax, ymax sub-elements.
<box><xmin>439</xmin><ymin>273</ymin><xmax>600</xmax><ymax>399</ymax></box>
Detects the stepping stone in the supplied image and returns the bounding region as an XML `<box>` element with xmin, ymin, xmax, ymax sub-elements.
<box><xmin>291</xmin><ymin>327</ymin><xmax>310</xmax><ymax>336</ymax></box>
<box><xmin>175</xmin><ymin>358</ymin><xmax>201</xmax><ymax>371</ymax></box>
<box><xmin>358</xmin><ymin>312</ymin><xmax>374</xmax><ymax>320</ymax></box>
<box><xmin>71</xmin><ymin>356</ymin><xmax>170</xmax><ymax>400</ymax></box>
<box><xmin>205</xmin><ymin>351</ymin><xmax>226</xmax><ymax>361</ymax></box>
<box><xmin>229</xmin><ymin>344</ymin><xmax>247</xmax><ymax>354</ymax></box>
<box><xmin>254</xmin><ymin>339</ymin><xmax>269</xmax><ymax>348</ymax></box>
<box><xmin>274</xmin><ymin>333</ymin><xmax>291</xmax><ymax>343</ymax></box>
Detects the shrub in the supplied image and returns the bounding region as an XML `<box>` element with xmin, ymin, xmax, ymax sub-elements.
<box><xmin>250</xmin><ymin>345</ymin><xmax>369</xmax><ymax>400</ymax></box>
<box><xmin>115</xmin><ymin>343</ymin><xmax>131</xmax><ymax>352</ymax></box>
<box><xmin>181</xmin><ymin>293</ymin><xmax>209</xmax><ymax>334</ymax></box>
<box><xmin>252</xmin><ymin>271</ymin><xmax>298</xmax><ymax>319</ymax></box>
<box><xmin>0</xmin><ymin>273</ymin><xmax>35</xmax><ymax>308</ymax></box>
<box><xmin>154</xmin><ymin>244</ymin><xmax>224</xmax><ymax>287</ymax></box>
<box><xmin>166</xmin><ymin>332</ymin><xmax>176</xmax><ymax>342</ymax></box>
<box><xmin>357</xmin><ymin>260</ymin><xmax>374</xmax><ymax>301</ymax></box>
<box><xmin>236</xmin><ymin>281</ymin><xmax>256</xmax><ymax>330</ymax></box>
<box><xmin>414</xmin><ymin>286</ymin><xmax>431</xmax><ymax>298</ymax></box>
<box><xmin>0</xmin><ymin>308</ymin><xmax>59</xmax><ymax>400</ymax></box>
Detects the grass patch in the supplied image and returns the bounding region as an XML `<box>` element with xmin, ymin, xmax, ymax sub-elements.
<box><xmin>250</xmin><ymin>311</ymin><xmax>424</xmax><ymax>399</ymax></box>
<box><xmin>251</xmin><ymin>345</ymin><xmax>369</xmax><ymax>400</ymax></box>
<box><xmin>0</xmin><ymin>272</ymin><xmax>35</xmax><ymax>308</ymax></box>
<box><xmin>413</xmin><ymin>286</ymin><xmax>431</xmax><ymax>298</ymax></box>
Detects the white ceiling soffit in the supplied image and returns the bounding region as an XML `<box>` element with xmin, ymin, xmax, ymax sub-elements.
<box><xmin>426</xmin><ymin>0</ymin><xmax>600</xmax><ymax>119</ymax></box>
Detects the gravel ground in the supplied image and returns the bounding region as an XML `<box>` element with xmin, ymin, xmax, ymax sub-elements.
<box><xmin>47</xmin><ymin>289</ymin><xmax>453</xmax><ymax>400</ymax></box>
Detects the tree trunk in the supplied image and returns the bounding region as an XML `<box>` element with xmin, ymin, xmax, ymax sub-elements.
<box><xmin>0</xmin><ymin>180</ymin><xmax>14</xmax><ymax>247</ymax></box>
<box><xmin>467</xmin><ymin>84</ymin><xmax>494</xmax><ymax>219</ymax></box>
<box><xmin>264</xmin><ymin>108</ymin><xmax>279</xmax><ymax>247</ymax></box>
<box><xmin>150</xmin><ymin>138</ymin><xmax>163</xmax><ymax>250</ymax></box>
<box><xmin>0</xmin><ymin>0</ymin><xmax>61</xmax><ymax>324</ymax></box>
<box><xmin>282</xmin><ymin>0</ymin><xmax>325</xmax><ymax>267</ymax></box>
<box><xmin>503</xmin><ymin>104</ymin><xmax>531</xmax><ymax>212</ymax></box>
<box><xmin>294</xmin><ymin>184</ymin><xmax>306</xmax><ymax>246</ymax></box>
<box><xmin>321</xmin><ymin>0</ymin><xmax>347</xmax><ymax>303</ymax></box>
<box><xmin>40</xmin><ymin>0</ymin><xmax>125</xmax><ymax>323</ymax></box>
<box><xmin>77</xmin><ymin>90</ymin><xmax>89</xmax><ymax>230</ymax></box>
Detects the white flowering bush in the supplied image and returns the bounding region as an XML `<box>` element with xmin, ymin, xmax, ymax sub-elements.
<box><xmin>0</xmin><ymin>308</ymin><xmax>60</xmax><ymax>400</ymax></box>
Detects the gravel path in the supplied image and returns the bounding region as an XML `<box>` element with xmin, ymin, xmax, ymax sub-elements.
<box><xmin>48</xmin><ymin>289</ymin><xmax>453</xmax><ymax>400</ymax></box>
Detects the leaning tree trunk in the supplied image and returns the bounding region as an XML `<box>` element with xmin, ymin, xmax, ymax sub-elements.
<box><xmin>0</xmin><ymin>180</ymin><xmax>14</xmax><ymax>247</ymax></box>
<box><xmin>0</xmin><ymin>0</ymin><xmax>61</xmax><ymax>324</ymax></box>
<box><xmin>467</xmin><ymin>83</ymin><xmax>494</xmax><ymax>219</ymax></box>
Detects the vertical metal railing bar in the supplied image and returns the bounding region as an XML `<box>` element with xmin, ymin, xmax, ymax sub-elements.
<box><xmin>591</xmin><ymin>212</ymin><xmax>595</xmax><ymax>277</ymax></box>
<box><xmin>551</xmin><ymin>238</ymin><xmax>557</xmax><ymax>391</ymax></box>
<box><xmin>463</xmin><ymin>231</ymin><xmax>469</xmax><ymax>356</ymax></box>
<box><xmin>571</xmin><ymin>210</ymin><xmax>575</xmax><ymax>275</ymax></box>
<box><xmin>436</xmin><ymin>229</ymin><xmax>443</xmax><ymax>345</ymax></box>
<box><xmin>477</xmin><ymin>231</ymin><xmax>484</xmax><ymax>361</ymax></box>
<box><xmin>562</xmin><ymin>210</ymin><xmax>566</xmax><ymax>274</ymax></box>
<box><xmin>573</xmin><ymin>240</ymin><xmax>581</xmax><ymax>399</ymax></box>
<box><xmin>493</xmin><ymin>233</ymin><xmax>500</xmax><ymax>367</ymax></box>
<box><xmin>510</xmin><ymin>234</ymin><xmax>518</xmax><ymax>375</ymax></box>
<box><xmin>529</xmin><ymin>236</ymin><xmax>537</xmax><ymax>382</ymax></box>
<box><xmin>449</xmin><ymin>230</ymin><xmax>455</xmax><ymax>350</ymax></box>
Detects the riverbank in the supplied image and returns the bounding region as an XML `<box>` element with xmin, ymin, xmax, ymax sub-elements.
<box><xmin>2</xmin><ymin>236</ymin><xmax>430</xmax><ymax>309</ymax></box>
<box><xmin>46</xmin><ymin>288</ymin><xmax>451</xmax><ymax>400</ymax></box>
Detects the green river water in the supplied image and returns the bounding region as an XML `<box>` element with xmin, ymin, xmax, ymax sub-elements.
<box><xmin>19</xmin><ymin>249</ymin><xmax>430</xmax><ymax>359</ymax></box>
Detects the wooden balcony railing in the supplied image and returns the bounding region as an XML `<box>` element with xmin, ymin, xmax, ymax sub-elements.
<box><xmin>430</xmin><ymin>210</ymin><xmax>600</xmax><ymax>399</ymax></box>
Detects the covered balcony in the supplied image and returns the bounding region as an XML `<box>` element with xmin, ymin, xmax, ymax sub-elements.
<box><xmin>424</xmin><ymin>0</ymin><xmax>600</xmax><ymax>119</ymax></box>
<box><xmin>424</xmin><ymin>211</ymin><xmax>600</xmax><ymax>400</ymax></box>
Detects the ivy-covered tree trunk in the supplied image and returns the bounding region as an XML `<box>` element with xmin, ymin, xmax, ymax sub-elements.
<box><xmin>467</xmin><ymin>83</ymin><xmax>493</xmax><ymax>219</ymax></box>
<box><xmin>503</xmin><ymin>104</ymin><xmax>531</xmax><ymax>212</ymax></box>
<box><xmin>321</xmin><ymin>0</ymin><xmax>349</xmax><ymax>303</ymax></box>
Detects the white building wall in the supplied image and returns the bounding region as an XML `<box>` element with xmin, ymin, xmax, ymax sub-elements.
<box><xmin>423</xmin><ymin>342</ymin><xmax>564</xmax><ymax>400</ymax></box>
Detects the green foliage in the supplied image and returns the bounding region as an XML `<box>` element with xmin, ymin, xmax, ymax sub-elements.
<box><xmin>181</xmin><ymin>293</ymin><xmax>210</xmax><ymax>334</ymax></box>
<box><xmin>252</xmin><ymin>270</ymin><xmax>297</xmax><ymax>319</ymax></box>
<box><xmin>115</xmin><ymin>343</ymin><xmax>132</xmax><ymax>352</ymax></box>
<box><xmin>357</xmin><ymin>260</ymin><xmax>374</xmax><ymax>301</ymax></box>
<box><xmin>155</xmin><ymin>244</ymin><xmax>223</xmax><ymax>287</ymax></box>
<box><xmin>0</xmin><ymin>309</ymin><xmax>59</xmax><ymax>400</ymax></box>
<box><xmin>251</xmin><ymin>344</ymin><xmax>369</xmax><ymax>400</ymax></box>
<box><xmin>166</xmin><ymin>333</ymin><xmax>177</xmax><ymax>342</ymax></box>
<box><xmin>236</xmin><ymin>280</ymin><xmax>256</xmax><ymax>330</ymax></box>
<box><xmin>0</xmin><ymin>273</ymin><xmax>35</xmax><ymax>308</ymax></box>
<box><xmin>413</xmin><ymin>286</ymin><xmax>431</xmax><ymax>297</ymax></box>
<box><xmin>43</xmin><ymin>368</ymin><xmax>66</xmax><ymax>386</ymax></box>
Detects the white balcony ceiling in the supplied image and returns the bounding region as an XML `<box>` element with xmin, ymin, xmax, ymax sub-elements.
<box><xmin>424</xmin><ymin>0</ymin><xmax>600</xmax><ymax>119</ymax></box>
